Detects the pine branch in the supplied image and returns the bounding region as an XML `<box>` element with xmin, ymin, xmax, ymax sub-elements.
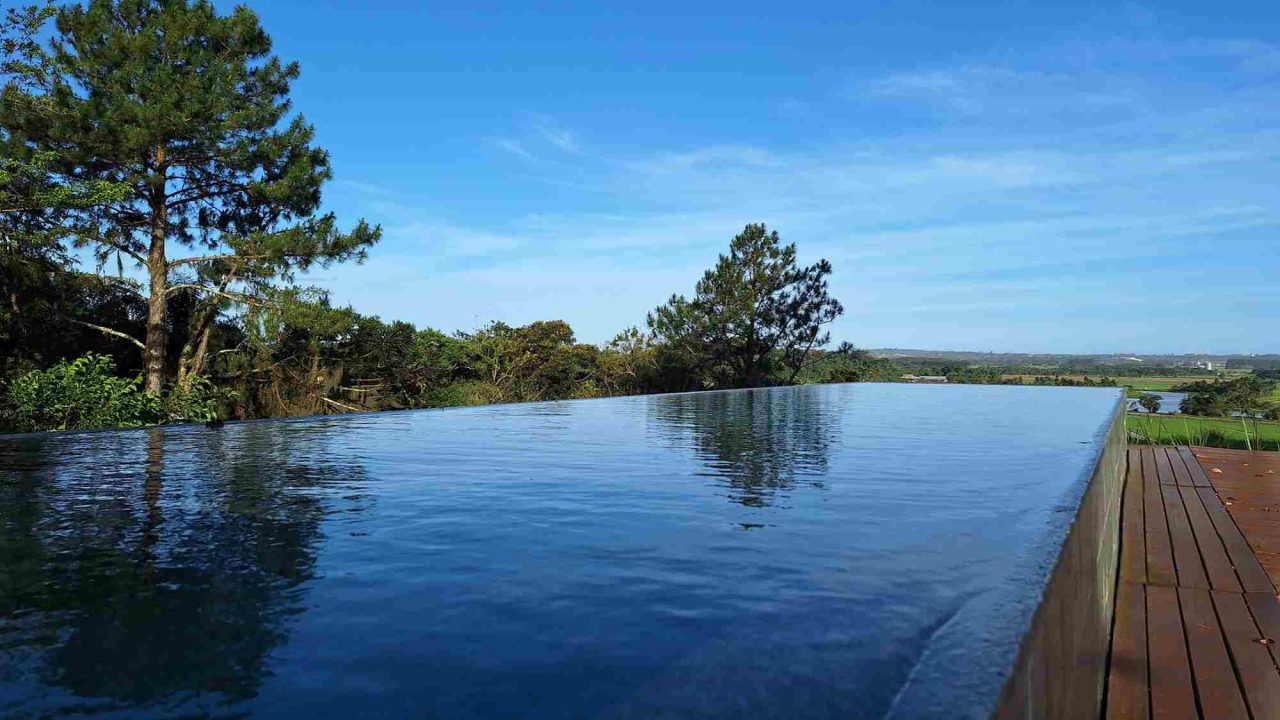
<box><xmin>165</xmin><ymin>283</ymin><xmax>265</xmax><ymax>306</ymax></box>
<box><xmin>168</xmin><ymin>253</ymin><xmax>270</xmax><ymax>269</ymax></box>
<box><xmin>67</xmin><ymin>319</ymin><xmax>145</xmax><ymax>351</ymax></box>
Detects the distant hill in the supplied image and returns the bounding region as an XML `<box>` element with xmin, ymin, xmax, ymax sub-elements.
<box><xmin>867</xmin><ymin>349</ymin><xmax>1280</xmax><ymax>369</ymax></box>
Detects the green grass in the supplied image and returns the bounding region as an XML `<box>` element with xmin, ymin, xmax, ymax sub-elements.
<box><xmin>1119</xmin><ymin>375</ymin><xmax>1280</xmax><ymax>404</ymax></box>
<box><xmin>1118</xmin><ymin>377</ymin><xmax>1202</xmax><ymax>391</ymax></box>
<box><xmin>1126</xmin><ymin>413</ymin><xmax>1280</xmax><ymax>451</ymax></box>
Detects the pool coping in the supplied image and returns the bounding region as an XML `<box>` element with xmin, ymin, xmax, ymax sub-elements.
<box><xmin>886</xmin><ymin>388</ymin><xmax>1128</xmax><ymax>719</ymax></box>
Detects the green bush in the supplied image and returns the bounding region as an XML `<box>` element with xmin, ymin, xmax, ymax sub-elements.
<box><xmin>1</xmin><ymin>354</ymin><xmax>221</xmax><ymax>433</ymax></box>
<box><xmin>3</xmin><ymin>353</ymin><xmax>162</xmax><ymax>432</ymax></box>
<box><xmin>421</xmin><ymin>380</ymin><xmax>509</xmax><ymax>408</ymax></box>
<box><xmin>163</xmin><ymin>376</ymin><xmax>221</xmax><ymax>425</ymax></box>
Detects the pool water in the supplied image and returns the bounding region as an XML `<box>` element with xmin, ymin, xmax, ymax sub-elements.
<box><xmin>0</xmin><ymin>383</ymin><xmax>1123</xmax><ymax>719</ymax></box>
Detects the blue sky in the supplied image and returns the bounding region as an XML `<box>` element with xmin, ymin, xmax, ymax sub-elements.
<box><xmin>228</xmin><ymin>1</ymin><xmax>1277</xmax><ymax>353</ymax></box>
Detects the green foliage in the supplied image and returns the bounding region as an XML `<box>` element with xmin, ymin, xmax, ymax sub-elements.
<box><xmin>1177</xmin><ymin>376</ymin><xmax>1278</xmax><ymax>418</ymax></box>
<box><xmin>2</xmin><ymin>353</ymin><xmax>161</xmax><ymax>432</ymax></box>
<box><xmin>791</xmin><ymin>343</ymin><xmax>900</xmax><ymax>384</ymax></box>
<box><xmin>648</xmin><ymin>223</ymin><xmax>843</xmax><ymax>388</ymax></box>
<box><xmin>0</xmin><ymin>352</ymin><xmax>222</xmax><ymax>432</ymax></box>
<box><xmin>421</xmin><ymin>380</ymin><xmax>509</xmax><ymax>408</ymax></box>
<box><xmin>160</xmin><ymin>374</ymin><xmax>221</xmax><ymax>424</ymax></box>
<box><xmin>595</xmin><ymin>327</ymin><xmax>659</xmax><ymax>395</ymax></box>
<box><xmin>946</xmin><ymin>367</ymin><xmax>1014</xmax><ymax>385</ymax></box>
<box><xmin>1136</xmin><ymin>393</ymin><xmax>1161</xmax><ymax>414</ymax></box>
<box><xmin>456</xmin><ymin>320</ymin><xmax>599</xmax><ymax>402</ymax></box>
<box><xmin>1127</xmin><ymin>413</ymin><xmax>1280</xmax><ymax>451</ymax></box>
<box><xmin>1025</xmin><ymin>375</ymin><xmax>1118</xmax><ymax>388</ymax></box>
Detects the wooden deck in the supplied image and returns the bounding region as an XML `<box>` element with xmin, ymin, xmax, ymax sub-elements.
<box><xmin>1196</xmin><ymin>446</ymin><xmax>1280</xmax><ymax>589</ymax></box>
<box><xmin>1106</xmin><ymin>446</ymin><xmax>1280</xmax><ymax>720</ymax></box>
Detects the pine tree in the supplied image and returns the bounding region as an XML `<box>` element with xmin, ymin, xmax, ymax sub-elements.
<box><xmin>0</xmin><ymin>0</ymin><xmax>379</xmax><ymax>392</ymax></box>
<box><xmin>648</xmin><ymin>223</ymin><xmax>843</xmax><ymax>387</ymax></box>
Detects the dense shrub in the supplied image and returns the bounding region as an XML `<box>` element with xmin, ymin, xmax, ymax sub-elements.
<box><xmin>161</xmin><ymin>375</ymin><xmax>222</xmax><ymax>425</ymax></box>
<box><xmin>1</xmin><ymin>353</ymin><xmax>220</xmax><ymax>433</ymax></box>
<box><xmin>3</xmin><ymin>353</ymin><xmax>161</xmax><ymax>432</ymax></box>
<box><xmin>421</xmin><ymin>380</ymin><xmax>509</xmax><ymax>408</ymax></box>
<box><xmin>1177</xmin><ymin>376</ymin><xmax>1278</xmax><ymax>418</ymax></box>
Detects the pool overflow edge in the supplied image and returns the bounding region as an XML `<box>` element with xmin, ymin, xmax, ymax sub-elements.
<box><xmin>991</xmin><ymin>393</ymin><xmax>1129</xmax><ymax>720</ymax></box>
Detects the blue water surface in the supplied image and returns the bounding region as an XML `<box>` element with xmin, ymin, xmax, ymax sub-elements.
<box><xmin>0</xmin><ymin>383</ymin><xmax>1122</xmax><ymax>719</ymax></box>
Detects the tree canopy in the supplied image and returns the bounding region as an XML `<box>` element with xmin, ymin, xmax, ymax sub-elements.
<box><xmin>0</xmin><ymin>0</ymin><xmax>379</xmax><ymax>392</ymax></box>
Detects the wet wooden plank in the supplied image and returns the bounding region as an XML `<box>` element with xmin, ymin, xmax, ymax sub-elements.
<box><xmin>1211</xmin><ymin>591</ymin><xmax>1280</xmax><ymax>720</ymax></box>
<box><xmin>1106</xmin><ymin>582</ymin><xmax>1150</xmax><ymax>720</ymax></box>
<box><xmin>1163</xmin><ymin>484</ymin><xmax>1209</xmax><ymax>589</ymax></box>
<box><xmin>1176</xmin><ymin>447</ymin><xmax>1213</xmax><ymax>487</ymax></box>
<box><xmin>1154</xmin><ymin>446</ymin><xmax>1178</xmax><ymax>486</ymax></box>
<box><xmin>1147</xmin><ymin>585</ymin><xmax>1197</xmax><ymax>720</ymax></box>
<box><xmin>1145</xmin><ymin>450</ymin><xmax>1178</xmax><ymax>587</ymax></box>
<box><xmin>1195</xmin><ymin>487</ymin><xmax>1275</xmax><ymax>593</ymax></box>
<box><xmin>1178</xmin><ymin>588</ymin><xmax>1249</xmax><ymax>720</ymax></box>
<box><xmin>1244</xmin><ymin>592</ymin><xmax>1280</xmax><ymax>669</ymax></box>
<box><xmin>1177</xmin><ymin>485</ymin><xmax>1241</xmax><ymax>592</ymax></box>
<box><xmin>1121</xmin><ymin>449</ymin><xmax>1147</xmax><ymax>584</ymax></box>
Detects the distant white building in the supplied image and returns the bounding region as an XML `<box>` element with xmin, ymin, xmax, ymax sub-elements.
<box><xmin>1194</xmin><ymin>360</ymin><xmax>1214</xmax><ymax>371</ymax></box>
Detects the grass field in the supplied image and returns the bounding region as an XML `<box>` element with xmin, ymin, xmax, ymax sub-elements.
<box><xmin>1126</xmin><ymin>413</ymin><xmax>1280</xmax><ymax>451</ymax></box>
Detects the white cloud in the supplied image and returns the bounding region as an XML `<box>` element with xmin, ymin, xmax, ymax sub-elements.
<box><xmin>538</xmin><ymin>126</ymin><xmax>581</xmax><ymax>154</ymax></box>
<box><xmin>492</xmin><ymin>137</ymin><xmax>536</xmax><ymax>161</ymax></box>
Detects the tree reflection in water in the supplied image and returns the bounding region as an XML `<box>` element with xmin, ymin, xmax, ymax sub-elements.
<box><xmin>649</xmin><ymin>386</ymin><xmax>837</xmax><ymax>508</ymax></box>
<box><xmin>0</xmin><ymin>424</ymin><xmax>370</xmax><ymax>715</ymax></box>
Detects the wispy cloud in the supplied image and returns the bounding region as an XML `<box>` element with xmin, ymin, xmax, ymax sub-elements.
<box><xmin>492</xmin><ymin>137</ymin><xmax>537</xmax><ymax>161</ymax></box>
<box><xmin>538</xmin><ymin>125</ymin><xmax>581</xmax><ymax>154</ymax></box>
<box><xmin>315</xmin><ymin>21</ymin><xmax>1280</xmax><ymax>353</ymax></box>
<box><xmin>633</xmin><ymin>145</ymin><xmax>786</xmax><ymax>174</ymax></box>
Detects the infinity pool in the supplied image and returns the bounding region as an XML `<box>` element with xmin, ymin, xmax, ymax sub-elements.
<box><xmin>0</xmin><ymin>383</ymin><xmax>1124</xmax><ymax>718</ymax></box>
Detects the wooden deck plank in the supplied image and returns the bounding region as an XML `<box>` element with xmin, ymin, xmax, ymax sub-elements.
<box><xmin>1106</xmin><ymin>582</ymin><xmax>1150</xmax><ymax>720</ymax></box>
<box><xmin>1162</xmin><ymin>484</ymin><xmax>1209</xmax><ymax>589</ymax></box>
<box><xmin>1197</xmin><ymin>446</ymin><xmax>1280</xmax><ymax>591</ymax></box>
<box><xmin>1147</xmin><ymin>585</ymin><xmax>1198</xmax><ymax>720</ymax></box>
<box><xmin>1211</xmin><ymin>591</ymin><xmax>1280</xmax><ymax>720</ymax></box>
<box><xmin>1244</xmin><ymin>592</ymin><xmax>1280</xmax><ymax>670</ymax></box>
<box><xmin>1167</xmin><ymin>449</ymin><xmax>1197</xmax><ymax>487</ymax></box>
<box><xmin>1108</xmin><ymin>447</ymin><xmax>1280</xmax><ymax>720</ymax></box>
<box><xmin>1154</xmin><ymin>446</ymin><xmax>1178</xmax><ymax>486</ymax></box>
<box><xmin>1177</xmin><ymin>485</ymin><xmax>1242</xmax><ymax>592</ymax></box>
<box><xmin>1121</xmin><ymin>449</ymin><xmax>1147</xmax><ymax>584</ymax></box>
<box><xmin>1176</xmin><ymin>447</ymin><xmax>1213</xmax><ymax>488</ymax></box>
<box><xmin>1144</xmin><ymin>449</ymin><xmax>1179</xmax><ymax>587</ymax></box>
<box><xmin>1178</xmin><ymin>587</ymin><xmax>1250</xmax><ymax>720</ymax></box>
<box><xmin>1194</xmin><ymin>487</ymin><xmax>1275</xmax><ymax>593</ymax></box>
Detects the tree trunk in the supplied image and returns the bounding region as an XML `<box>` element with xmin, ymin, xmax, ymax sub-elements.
<box><xmin>143</xmin><ymin>147</ymin><xmax>169</xmax><ymax>394</ymax></box>
<box><xmin>177</xmin><ymin>268</ymin><xmax>237</xmax><ymax>389</ymax></box>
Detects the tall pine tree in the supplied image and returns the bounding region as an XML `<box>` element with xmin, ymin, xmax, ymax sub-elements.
<box><xmin>0</xmin><ymin>0</ymin><xmax>379</xmax><ymax>392</ymax></box>
<box><xmin>648</xmin><ymin>224</ymin><xmax>843</xmax><ymax>388</ymax></box>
